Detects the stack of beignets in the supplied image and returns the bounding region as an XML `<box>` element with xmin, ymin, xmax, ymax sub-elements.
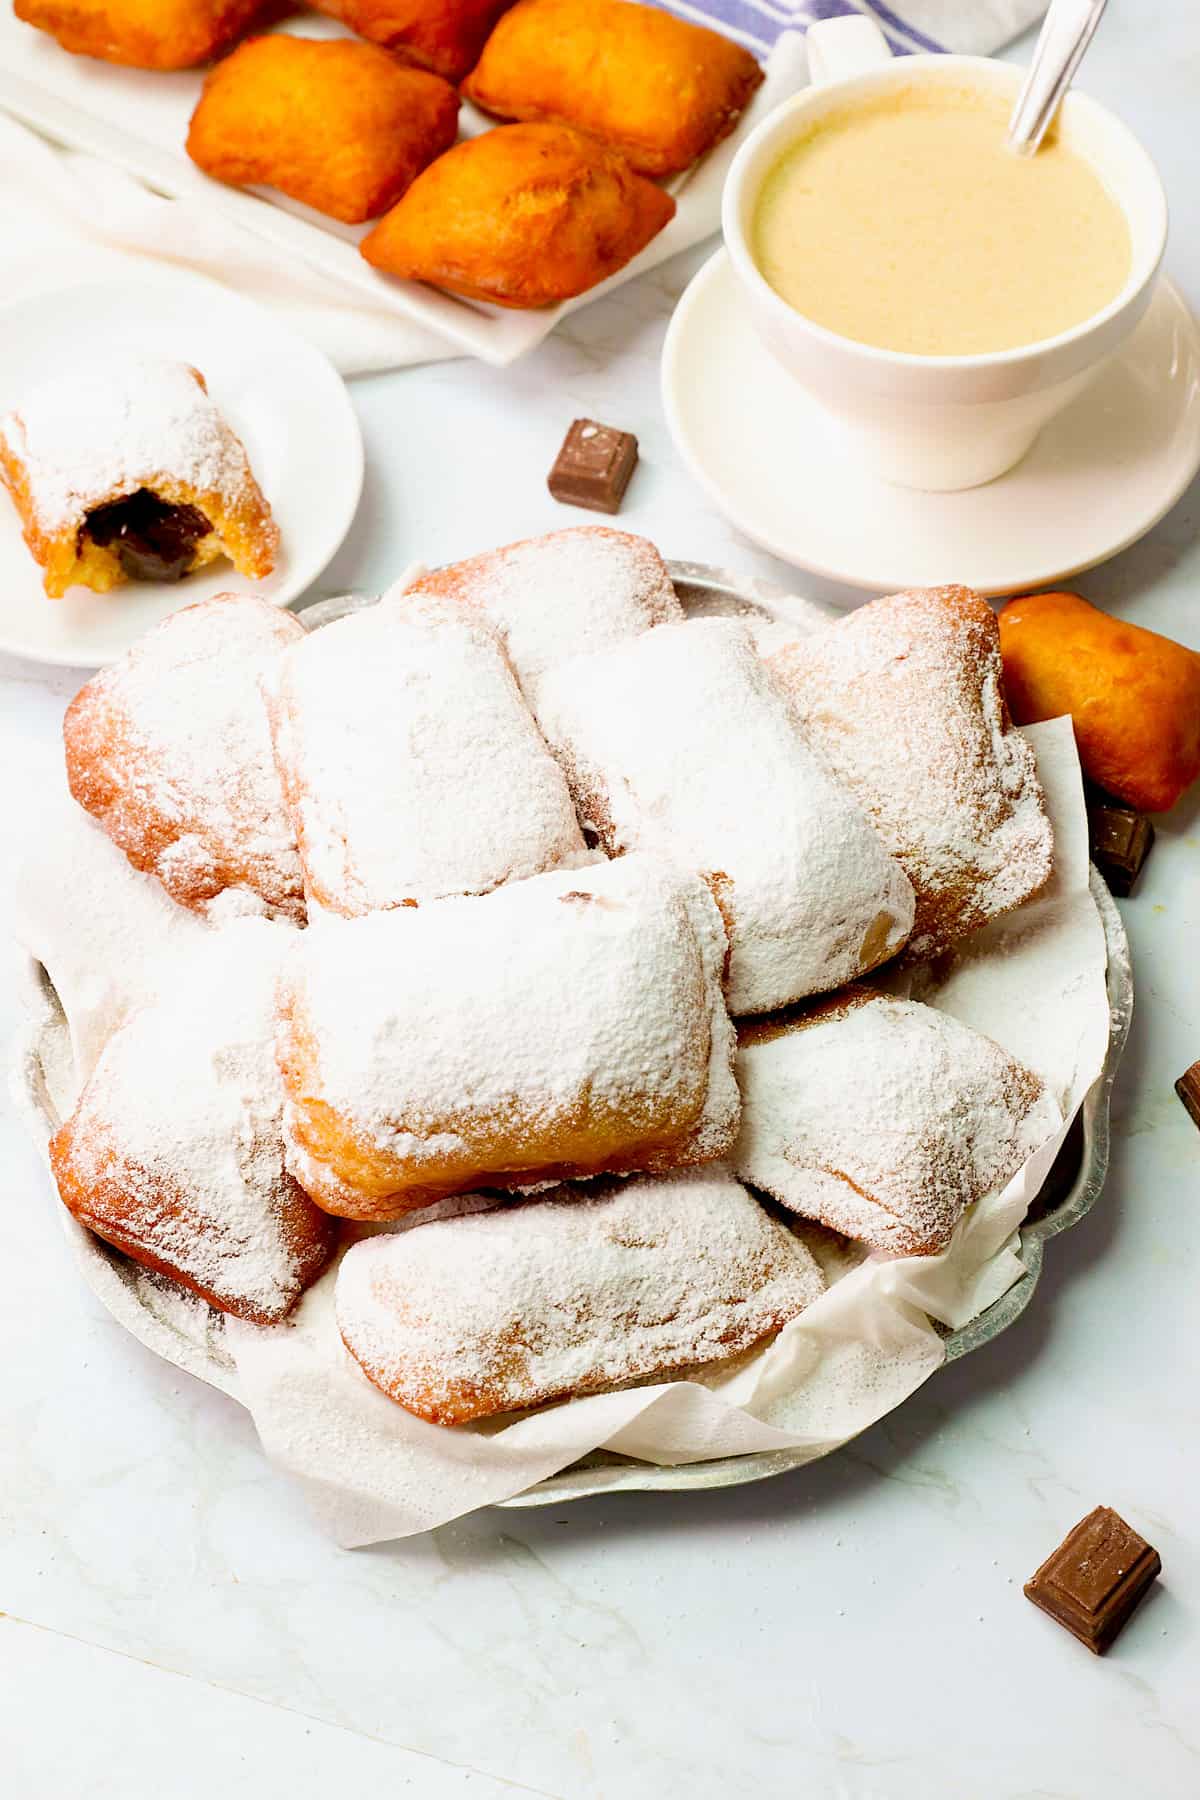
<box><xmin>48</xmin><ymin>541</ymin><xmax>1061</xmax><ymax>1415</ymax></box>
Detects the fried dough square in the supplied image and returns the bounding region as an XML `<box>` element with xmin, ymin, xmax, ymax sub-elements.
<box><xmin>360</xmin><ymin>122</ymin><xmax>675</xmax><ymax>308</ymax></box>
<box><xmin>310</xmin><ymin>0</ymin><xmax>516</xmax><ymax>83</ymax></box>
<box><xmin>463</xmin><ymin>0</ymin><xmax>764</xmax><ymax>177</ymax></box>
<box><xmin>14</xmin><ymin>0</ymin><xmax>273</xmax><ymax>69</ymax></box>
<box><xmin>187</xmin><ymin>34</ymin><xmax>460</xmax><ymax>224</ymax></box>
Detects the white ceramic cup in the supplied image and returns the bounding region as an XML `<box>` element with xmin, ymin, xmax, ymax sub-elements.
<box><xmin>721</xmin><ymin>18</ymin><xmax>1168</xmax><ymax>492</ymax></box>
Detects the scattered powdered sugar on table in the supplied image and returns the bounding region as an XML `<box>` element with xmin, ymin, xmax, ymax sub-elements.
<box><xmin>768</xmin><ymin>587</ymin><xmax>1054</xmax><ymax>960</ymax></box>
<box><xmin>396</xmin><ymin>525</ymin><xmax>682</xmax><ymax>694</ymax></box>
<box><xmin>64</xmin><ymin>593</ymin><xmax>306</xmax><ymax>922</ymax></box>
<box><xmin>0</xmin><ymin>354</ymin><xmax>261</xmax><ymax>531</ymax></box>
<box><xmin>278</xmin><ymin>853</ymin><xmax>739</xmax><ymax>1209</ymax></box>
<box><xmin>267</xmin><ymin>591</ymin><xmax>591</xmax><ymax>916</ymax></box>
<box><xmin>736</xmin><ymin>993</ymin><xmax>1062</xmax><ymax>1255</ymax></box>
<box><xmin>335</xmin><ymin>1167</ymin><xmax>826</xmax><ymax>1422</ymax></box>
<box><xmin>535</xmin><ymin>617</ymin><xmax>915</xmax><ymax>1014</ymax></box>
<box><xmin>53</xmin><ymin>918</ymin><xmax>333</xmax><ymax>1324</ymax></box>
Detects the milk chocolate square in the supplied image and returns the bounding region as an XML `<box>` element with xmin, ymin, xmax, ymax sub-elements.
<box><xmin>1176</xmin><ymin>1062</ymin><xmax>1200</xmax><ymax>1132</ymax></box>
<box><xmin>1024</xmin><ymin>1506</ymin><xmax>1160</xmax><ymax>1653</ymax></box>
<box><xmin>548</xmin><ymin>419</ymin><xmax>638</xmax><ymax>514</ymax></box>
<box><xmin>1086</xmin><ymin>793</ymin><xmax>1154</xmax><ymax>897</ymax></box>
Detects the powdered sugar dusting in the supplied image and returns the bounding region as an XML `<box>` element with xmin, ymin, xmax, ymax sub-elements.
<box><xmin>0</xmin><ymin>354</ymin><xmax>263</xmax><ymax>532</ymax></box>
<box><xmin>396</xmin><ymin>525</ymin><xmax>682</xmax><ymax>692</ymax></box>
<box><xmin>267</xmin><ymin>590</ymin><xmax>590</xmax><ymax>916</ymax></box>
<box><xmin>768</xmin><ymin>587</ymin><xmax>1054</xmax><ymax>959</ymax></box>
<box><xmin>336</xmin><ymin>1167</ymin><xmax>825</xmax><ymax>1423</ymax></box>
<box><xmin>735</xmin><ymin>992</ymin><xmax>1061</xmax><ymax>1255</ymax></box>
<box><xmin>535</xmin><ymin>616</ymin><xmax>916</xmax><ymax>1014</ymax></box>
<box><xmin>64</xmin><ymin>593</ymin><xmax>305</xmax><ymax>922</ymax></box>
<box><xmin>277</xmin><ymin>853</ymin><xmax>740</xmax><ymax>1214</ymax></box>
<box><xmin>51</xmin><ymin>919</ymin><xmax>335</xmax><ymax>1324</ymax></box>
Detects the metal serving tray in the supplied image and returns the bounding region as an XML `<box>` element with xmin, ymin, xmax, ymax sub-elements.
<box><xmin>14</xmin><ymin>564</ymin><xmax>1133</xmax><ymax>1510</ymax></box>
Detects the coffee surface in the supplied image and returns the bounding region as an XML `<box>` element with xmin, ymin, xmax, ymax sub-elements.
<box><xmin>753</xmin><ymin>85</ymin><xmax>1131</xmax><ymax>356</ymax></box>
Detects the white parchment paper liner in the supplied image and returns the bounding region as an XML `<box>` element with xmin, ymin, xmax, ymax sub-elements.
<box><xmin>11</xmin><ymin>717</ymin><xmax>1110</xmax><ymax>1542</ymax></box>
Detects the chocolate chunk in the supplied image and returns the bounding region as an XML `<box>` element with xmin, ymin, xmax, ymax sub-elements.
<box><xmin>548</xmin><ymin>419</ymin><xmax>638</xmax><ymax>515</ymax></box>
<box><xmin>1175</xmin><ymin>1062</ymin><xmax>1200</xmax><ymax>1131</ymax></box>
<box><xmin>1024</xmin><ymin>1506</ymin><xmax>1160</xmax><ymax>1653</ymax></box>
<box><xmin>1086</xmin><ymin>791</ymin><xmax>1154</xmax><ymax>896</ymax></box>
<box><xmin>85</xmin><ymin>488</ymin><xmax>212</xmax><ymax>582</ymax></box>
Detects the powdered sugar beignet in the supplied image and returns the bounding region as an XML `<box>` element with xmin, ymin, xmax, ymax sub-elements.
<box><xmin>266</xmin><ymin>592</ymin><xmax>589</xmax><ymax>916</ymax></box>
<box><xmin>735</xmin><ymin>991</ymin><xmax>1060</xmax><ymax>1256</ymax></box>
<box><xmin>399</xmin><ymin>526</ymin><xmax>682</xmax><ymax>695</ymax></box>
<box><xmin>337</xmin><ymin>1168</ymin><xmax>825</xmax><ymax>1424</ymax></box>
<box><xmin>0</xmin><ymin>355</ymin><xmax>278</xmax><ymax>598</ymax></box>
<box><xmin>536</xmin><ymin>617</ymin><xmax>915</xmax><ymax>1014</ymax></box>
<box><xmin>767</xmin><ymin>586</ymin><xmax>1054</xmax><ymax>959</ymax></box>
<box><xmin>50</xmin><ymin>922</ymin><xmax>337</xmax><ymax>1325</ymax></box>
<box><xmin>64</xmin><ymin>593</ymin><xmax>306</xmax><ymax>924</ymax></box>
<box><xmin>276</xmin><ymin>854</ymin><xmax>740</xmax><ymax>1219</ymax></box>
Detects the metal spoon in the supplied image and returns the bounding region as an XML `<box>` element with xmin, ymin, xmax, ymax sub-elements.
<box><xmin>1006</xmin><ymin>0</ymin><xmax>1109</xmax><ymax>156</ymax></box>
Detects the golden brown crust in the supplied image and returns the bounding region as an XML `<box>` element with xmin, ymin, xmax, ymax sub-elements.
<box><xmin>187</xmin><ymin>35</ymin><xmax>460</xmax><ymax>225</ymax></box>
<box><xmin>462</xmin><ymin>0</ymin><xmax>764</xmax><ymax>177</ymax></box>
<box><xmin>13</xmin><ymin>0</ymin><xmax>274</xmax><ymax>70</ymax></box>
<box><xmin>310</xmin><ymin>0</ymin><xmax>516</xmax><ymax>83</ymax></box>
<box><xmin>999</xmin><ymin>590</ymin><xmax>1200</xmax><ymax>814</ymax></box>
<box><xmin>360</xmin><ymin>122</ymin><xmax>675</xmax><ymax>308</ymax></box>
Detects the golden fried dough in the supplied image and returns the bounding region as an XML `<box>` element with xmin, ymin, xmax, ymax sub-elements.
<box><xmin>999</xmin><ymin>591</ymin><xmax>1200</xmax><ymax>814</ymax></box>
<box><xmin>187</xmin><ymin>35</ymin><xmax>460</xmax><ymax>224</ymax></box>
<box><xmin>360</xmin><ymin>122</ymin><xmax>675</xmax><ymax>308</ymax></box>
<box><xmin>463</xmin><ymin>0</ymin><xmax>764</xmax><ymax>177</ymax></box>
<box><xmin>13</xmin><ymin>0</ymin><xmax>272</xmax><ymax>69</ymax></box>
<box><xmin>310</xmin><ymin>0</ymin><xmax>516</xmax><ymax>83</ymax></box>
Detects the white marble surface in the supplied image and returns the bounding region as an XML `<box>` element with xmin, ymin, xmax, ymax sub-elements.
<box><xmin>3</xmin><ymin>9</ymin><xmax>1199</xmax><ymax>1796</ymax></box>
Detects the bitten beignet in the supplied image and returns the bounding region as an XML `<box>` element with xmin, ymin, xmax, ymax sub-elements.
<box><xmin>336</xmin><ymin>1168</ymin><xmax>825</xmax><ymax>1423</ymax></box>
<box><xmin>398</xmin><ymin>525</ymin><xmax>681</xmax><ymax>694</ymax></box>
<box><xmin>360</xmin><ymin>122</ymin><xmax>675</xmax><ymax>308</ymax></box>
<box><xmin>50</xmin><ymin>922</ymin><xmax>337</xmax><ymax>1324</ymax></box>
<box><xmin>735</xmin><ymin>990</ymin><xmax>1059</xmax><ymax>1256</ymax></box>
<box><xmin>0</xmin><ymin>355</ymin><xmax>277</xmax><ymax>598</ymax></box>
<box><xmin>276</xmin><ymin>854</ymin><xmax>740</xmax><ymax>1218</ymax></box>
<box><xmin>309</xmin><ymin>0</ymin><xmax>515</xmax><ymax>82</ymax></box>
<box><xmin>264</xmin><ymin>592</ymin><xmax>589</xmax><ymax>916</ymax></box>
<box><xmin>64</xmin><ymin>592</ymin><xmax>306</xmax><ymax>923</ymax></box>
<box><xmin>463</xmin><ymin>0</ymin><xmax>764</xmax><ymax>177</ymax></box>
<box><xmin>187</xmin><ymin>35</ymin><xmax>460</xmax><ymax>224</ymax></box>
<box><xmin>536</xmin><ymin>617</ymin><xmax>915</xmax><ymax>1013</ymax></box>
<box><xmin>767</xmin><ymin>586</ymin><xmax>1053</xmax><ymax>960</ymax></box>
<box><xmin>13</xmin><ymin>0</ymin><xmax>272</xmax><ymax>69</ymax></box>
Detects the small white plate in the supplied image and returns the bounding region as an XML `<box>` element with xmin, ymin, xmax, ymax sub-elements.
<box><xmin>0</xmin><ymin>269</ymin><xmax>363</xmax><ymax>667</ymax></box>
<box><xmin>662</xmin><ymin>250</ymin><xmax>1200</xmax><ymax>596</ymax></box>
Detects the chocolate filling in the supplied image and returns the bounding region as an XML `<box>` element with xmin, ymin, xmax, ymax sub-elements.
<box><xmin>83</xmin><ymin>489</ymin><xmax>213</xmax><ymax>582</ymax></box>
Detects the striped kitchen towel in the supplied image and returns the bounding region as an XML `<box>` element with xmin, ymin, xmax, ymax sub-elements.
<box><xmin>663</xmin><ymin>0</ymin><xmax>1046</xmax><ymax>56</ymax></box>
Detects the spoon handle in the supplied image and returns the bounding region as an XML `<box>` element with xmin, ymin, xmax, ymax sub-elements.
<box><xmin>1006</xmin><ymin>0</ymin><xmax>1109</xmax><ymax>156</ymax></box>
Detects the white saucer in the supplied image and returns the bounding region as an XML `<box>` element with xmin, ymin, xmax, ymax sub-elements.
<box><xmin>0</xmin><ymin>269</ymin><xmax>363</xmax><ymax>666</ymax></box>
<box><xmin>662</xmin><ymin>251</ymin><xmax>1200</xmax><ymax>596</ymax></box>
